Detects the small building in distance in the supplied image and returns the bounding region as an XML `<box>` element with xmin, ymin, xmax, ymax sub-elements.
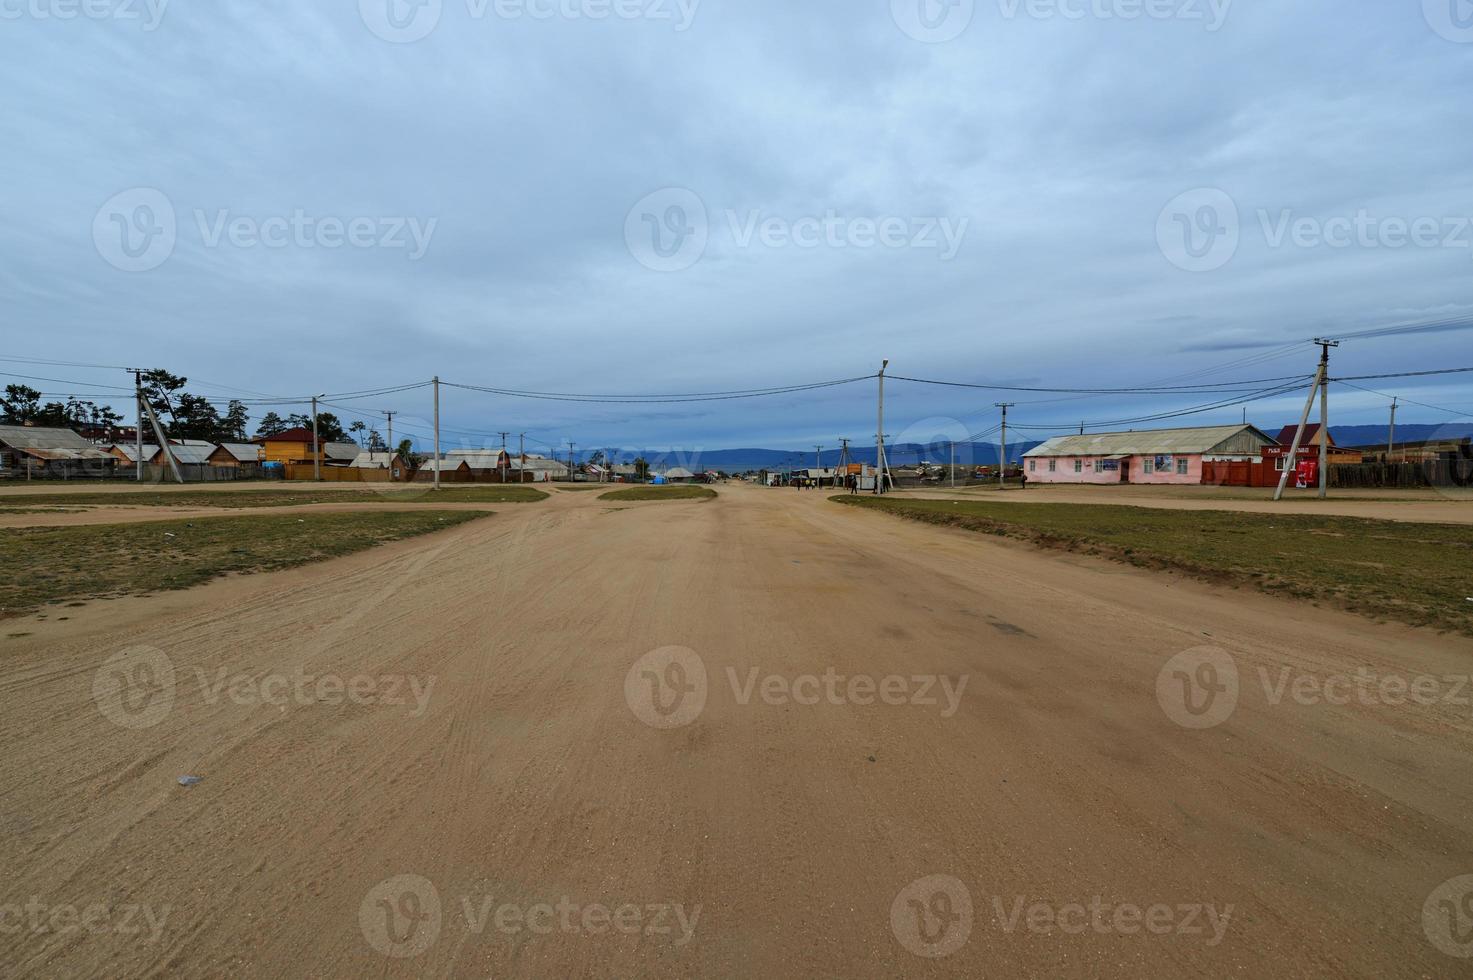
<box><xmin>0</xmin><ymin>425</ymin><xmax>117</xmax><ymax>479</ymax></box>
<box><xmin>349</xmin><ymin>451</ymin><xmax>412</xmax><ymax>480</ymax></box>
<box><xmin>322</xmin><ymin>442</ymin><xmax>361</xmax><ymax>466</ymax></box>
<box><xmin>1023</xmin><ymin>424</ymin><xmax>1277</xmax><ymax>485</ymax></box>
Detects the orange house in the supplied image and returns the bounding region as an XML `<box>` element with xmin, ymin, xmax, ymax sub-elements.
<box><xmin>254</xmin><ymin>427</ymin><xmax>323</xmax><ymax>464</ymax></box>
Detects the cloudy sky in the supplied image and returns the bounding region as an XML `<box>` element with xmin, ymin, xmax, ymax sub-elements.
<box><xmin>2</xmin><ymin>0</ymin><xmax>1472</xmax><ymax>456</ymax></box>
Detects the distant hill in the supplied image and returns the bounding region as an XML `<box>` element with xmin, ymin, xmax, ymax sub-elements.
<box><xmin>579</xmin><ymin>425</ymin><xmax>1471</xmax><ymax>473</ymax></box>
<box><xmin>1329</xmin><ymin>423</ymin><xmax>1473</xmax><ymax>448</ymax></box>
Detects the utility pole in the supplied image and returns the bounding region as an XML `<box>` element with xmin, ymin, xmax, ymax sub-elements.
<box><xmin>1387</xmin><ymin>397</ymin><xmax>1398</xmax><ymax>462</ymax></box>
<box><xmin>1273</xmin><ymin>340</ymin><xmax>1336</xmax><ymax>502</ymax></box>
<box><xmin>875</xmin><ymin>360</ymin><xmax>889</xmax><ymax>495</ymax></box>
<box><xmin>131</xmin><ymin>369</ymin><xmax>143</xmax><ymax>482</ymax></box>
<box><xmin>567</xmin><ymin>441</ymin><xmax>576</xmax><ymax>483</ymax></box>
<box><xmin>519</xmin><ymin>433</ymin><xmax>526</xmax><ymax>484</ymax></box>
<box><xmin>814</xmin><ymin>444</ymin><xmax>822</xmax><ymax>485</ymax></box>
<box><xmin>996</xmin><ymin>403</ymin><xmax>1015</xmax><ymax>490</ymax></box>
<box><xmin>384</xmin><ymin>411</ymin><xmax>395</xmax><ymax>462</ymax></box>
<box><xmin>499</xmin><ymin>431</ymin><xmax>509</xmax><ymax>452</ymax></box>
<box><xmin>1316</xmin><ymin>339</ymin><xmax>1338</xmax><ymax>500</ymax></box>
<box><xmin>950</xmin><ymin>440</ymin><xmax>956</xmax><ymax>489</ymax></box>
<box><xmin>432</xmin><ymin>376</ymin><xmax>441</xmax><ymax>491</ymax></box>
<box><xmin>311</xmin><ymin>395</ymin><xmax>322</xmax><ymax>482</ymax></box>
<box><xmin>134</xmin><ymin>385</ymin><xmax>182</xmax><ymax>484</ymax></box>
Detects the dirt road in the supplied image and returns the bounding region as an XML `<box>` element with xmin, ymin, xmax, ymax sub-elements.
<box><xmin>3</xmin><ymin>484</ymin><xmax>1472</xmax><ymax>977</ymax></box>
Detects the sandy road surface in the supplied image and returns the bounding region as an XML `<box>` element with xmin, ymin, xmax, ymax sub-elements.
<box><xmin>3</xmin><ymin>484</ymin><xmax>1472</xmax><ymax>977</ymax></box>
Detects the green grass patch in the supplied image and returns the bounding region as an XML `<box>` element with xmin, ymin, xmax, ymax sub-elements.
<box><xmin>834</xmin><ymin>495</ymin><xmax>1473</xmax><ymax>635</ymax></box>
<box><xmin>0</xmin><ymin>486</ymin><xmax>547</xmax><ymax>509</ymax></box>
<box><xmin>600</xmin><ymin>485</ymin><xmax>717</xmax><ymax>502</ymax></box>
<box><xmin>0</xmin><ymin>510</ymin><xmax>488</xmax><ymax>618</ymax></box>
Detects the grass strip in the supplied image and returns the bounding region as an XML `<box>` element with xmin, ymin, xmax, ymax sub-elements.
<box><xmin>835</xmin><ymin>495</ymin><xmax>1473</xmax><ymax>635</ymax></box>
<box><xmin>1</xmin><ymin>510</ymin><xmax>487</xmax><ymax>618</ymax></box>
<box><xmin>0</xmin><ymin>486</ymin><xmax>548</xmax><ymax>509</ymax></box>
<box><xmin>600</xmin><ymin>486</ymin><xmax>717</xmax><ymax>502</ymax></box>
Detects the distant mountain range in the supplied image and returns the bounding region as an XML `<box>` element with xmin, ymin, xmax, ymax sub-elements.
<box><xmin>593</xmin><ymin>424</ymin><xmax>1473</xmax><ymax>472</ymax></box>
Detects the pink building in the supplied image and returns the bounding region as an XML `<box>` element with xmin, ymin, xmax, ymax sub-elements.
<box><xmin>1022</xmin><ymin>424</ymin><xmax>1276</xmax><ymax>485</ymax></box>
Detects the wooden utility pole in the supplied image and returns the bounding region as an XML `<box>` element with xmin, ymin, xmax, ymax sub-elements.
<box><xmin>131</xmin><ymin>369</ymin><xmax>144</xmax><ymax>482</ymax></box>
<box><xmin>1274</xmin><ymin>340</ymin><xmax>1336</xmax><ymax>501</ymax></box>
<box><xmin>1387</xmin><ymin>397</ymin><xmax>1398</xmax><ymax>462</ymax></box>
<box><xmin>996</xmin><ymin>403</ymin><xmax>1015</xmax><ymax>490</ymax></box>
<box><xmin>311</xmin><ymin>395</ymin><xmax>321</xmax><ymax>482</ymax></box>
<box><xmin>1317</xmin><ymin>339</ymin><xmax>1338</xmax><ymax>499</ymax></box>
<box><xmin>875</xmin><ymin>360</ymin><xmax>889</xmax><ymax>494</ymax></box>
<box><xmin>432</xmin><ymin>376</ymin><xmax>441</xmax><ymax>491</ymax></box>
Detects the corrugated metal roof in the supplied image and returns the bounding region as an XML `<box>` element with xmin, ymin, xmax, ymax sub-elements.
<box><xmin>107</xmin><ymin>444</ymin><xmax>160</xmax><ymax>462</ymax></box>
<box><xmin>214</xmin><ymin>443</ymin><xmax>261</xmax><ymax>462</ymax></box>
<box><xmin>1023</xmin><ymin>425</ymin><xmax>1275</xmax><ymax>458</ymax></box>
<box><xmin>323</xmin><ymin>442</ymin><xmax>360</xmax><ymax>461</ymax></box>
<box><xmin>155</xmin><ymin>445</ymin><xmax>215</xmax><ymax>464</ymax></box>
<box><xmin>416</xmin><ymin>458</ymin><xmax>471</xmax><ymax>473</ymax></box>
<box><xmin>15</xmin><ymin>446</ymin><xmax>116</xmax><ymax>462</ymax></box>
<box><xmin>349</xmin><ymin>452</ymin><xmax>397</xmax><ymax>468</ymax></box>
<box><xmin>662</xmin><ymin>467</ymin><xmax>697</xmax><ymax>478</ymax></box>
<box><xmin>0</xmin><ymin>425</ymin><xmax>95</xmax><ymax>452</ymax></box>
<box><xmin>448</xmin><ymin>452</ymin><xmax>507</xmax><ymax>469</ymax></box>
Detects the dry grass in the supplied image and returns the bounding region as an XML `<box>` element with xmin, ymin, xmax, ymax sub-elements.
<box><xmin>836</xmin><ymin>495</ymin><xmax>1473</xmax><ymax>635</ymax></box>
<box><xmin>1</xmin><ymin>510</ymin><xmax>488</xmax><ymax>618</ymax></box>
